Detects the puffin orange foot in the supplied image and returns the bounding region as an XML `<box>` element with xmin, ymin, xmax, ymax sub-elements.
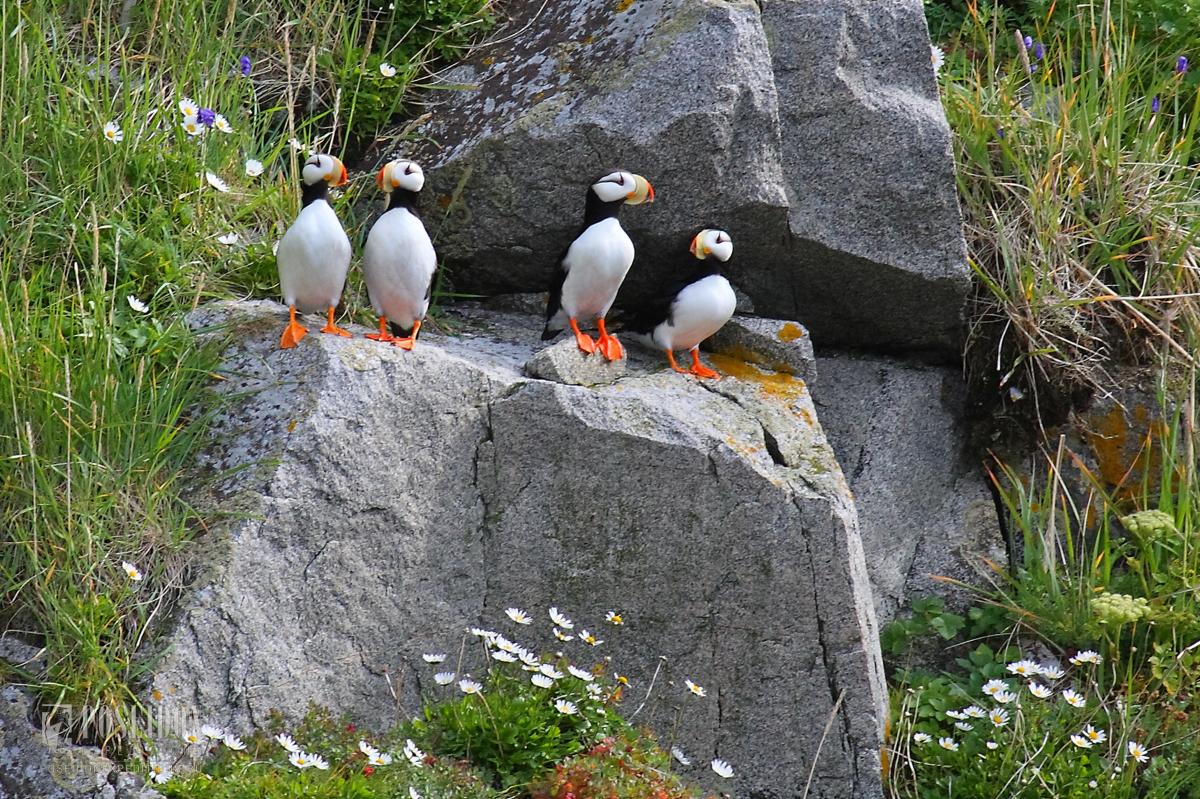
<box><xmin>568</xmin><ymin>317</ymin><xmax>596</xmax><ymax>355</ymax></box>
<box><xmin>666</xmin><ymin>351</ymin><xmax>687</xmax><ymax>374</ymax></box>
<box><xmin>391</xmin><ymin>337</ymin><xmax>416</xmax><ymax>351</ymax></box>
<box><xmin>320</xmin><ymin>307</ymin><xmax>352</xmax><ymax>337</ymax></box>
<box><xmin>597</xmin><ymin>333</ymin><xmax>624</xmax><ymax>361</ymax></box>
<box><xmin>365</xmin><ymin>317</ymin><xmax>395</xmax><ymax>342</ymax></box>
<box><xmin>280</xmin><ymin>319</ymin><xmax>308</xmax><ymax>349</ymax></box>
<box><xmin>688</xmin><ymin>350</ymin><xmax>720</xmax><ymax>379</ymax></box>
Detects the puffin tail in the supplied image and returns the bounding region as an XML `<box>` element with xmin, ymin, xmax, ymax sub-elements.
<box><xmin>540</xmin><ymin>323</ymin><xmax>558</xmax><ymax>341</ymax></box>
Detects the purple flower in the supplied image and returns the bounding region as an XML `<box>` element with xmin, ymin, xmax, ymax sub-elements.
<box><xmin>1033</xmin><ymin>42</ymin><xmax>1044</xmax><ymax>60</ymax></box>
<box><xmin>1152</xmin><ymin>96</ymin><xmax>1161</xmax><ymax>113</ymax></box>
<box><xmin>1177</xmin><ymin>55</ymin><xmax>1189</xmax><ymax>74</ymax></box>
<box><xmin>997</xmin><ymin>128</ymin><xmax>1006</xmax><ymax>140</ymax></box>
<box><xmin>1023</xmin><ymin>35</ymin><xmax>1033</xmax><ymax>51</ymax></box>
<box><xmin>197</xmin><ymin>107</ymin><xmax>216</xmax><ymax>126</ymax></box>
<box><xmin>239</xmin><ymin>55</ymin><xmax>252</xmax><ymax>77</ymax></box>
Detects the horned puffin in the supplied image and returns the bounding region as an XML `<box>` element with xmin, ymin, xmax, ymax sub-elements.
<box><xmin>625</xmin><ymin>228</ymin><xmax>736</xmax><ymax>379</ymax></box>
<box><xmin>542</xmin><ymin>170</ymin><xmax>655</xmax><ymax>361</ymax></box>
<box><xmin>276</xmin><ymin>153</ymin><xmax>353</xmax><ymax>349</ymax></box>
<box><xmin>361</xmin><ymin>159</ymin><xmax>437</xmax><ymax>350</ymax></box>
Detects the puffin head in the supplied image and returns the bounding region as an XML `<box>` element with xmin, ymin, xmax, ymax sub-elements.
<box><xmin>591</xmin><ymin>171</ymin><xmax>655</xmax><ymax>205</ymax></box>
<box><xmin>376</xmin><ymin>159</ymin><xmax>425</xmax><ymax>193</ymax></box>
<box><xmin>301</xmin><ymin>154</ymin><xmax>349</xmax><ymax>187</ymax></box>
<box><xmin>689</xmin><ymin>229</ymin><xmax>733</xmax><ymax>262</ymax></box>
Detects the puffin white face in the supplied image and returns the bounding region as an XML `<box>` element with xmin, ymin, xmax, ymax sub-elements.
<box><xmin>689</xmin><ymin>229</ymin><xmax>733</xmax><ymax>262</ymax></box>
<box><xmin>301</xmin><ymin>154</ymin><xmax>349</xmax><ymax>187</ymax></box>
<box><xmin>377</xmin><ymin>159</ymin><xmax>425</xmax><ymax>193</ymax></box>
<box><xmin>591</xmin><ymin>171</ymin><xmax>655</xmax><ymax>205</ymax></box>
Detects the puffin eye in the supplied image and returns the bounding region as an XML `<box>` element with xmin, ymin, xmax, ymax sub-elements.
<box><xmin>404</xmin><ymin>164</ymin><xmax>414</xmax><ymax>175</ymax></box>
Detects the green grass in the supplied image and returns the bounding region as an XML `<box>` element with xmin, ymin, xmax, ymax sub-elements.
<box><xmin>0</xmin><ymin>0</ymin><xmax>492</xmax><ymax>754</ymax></box>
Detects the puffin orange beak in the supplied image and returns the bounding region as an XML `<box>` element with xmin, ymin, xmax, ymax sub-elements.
<box><xmin>625</xmin><ymin>174</ymin><xmax>654</xmax><ymax>205</ymax></box>
<box><xmin>690</xmin><ymin>232</ymin><xmax>708</xmax><ymax>259</ymax></box>
<box><xmin>689</xmin><ymin>233</ymin><xmax>699</xmax><ymax>257</ymax></box>
<box><xmin>376</xmin><ymin>164</ymin><xmax>391</xmax><ymax>191</ymax></box>
<box><xmin>327</xmin><ymin>157</ymin><xmax>349</xmax><ymax>186</ymax></box>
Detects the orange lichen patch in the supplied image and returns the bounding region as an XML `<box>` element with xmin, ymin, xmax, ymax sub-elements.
<box><xmin>1085</xmin><ymin>405</ymin><xmax>1164</xmax><ymax>498</ymax></box>
<box><xmin>712</xmin><ymin>343</ymin><xmax>801</xmax><ymax>376</ymax></box>
<box><xmin>777</xmin><ymin>322</ymin><xmax>806</xmax><ymax>342</ymax></box>
<box><xmin>708</xmin><ymin>353</ymin><xmax>808</xmax><ymax>403</ymax></box>
<box><xmin>437</xmin><ymin>194</ymin><xmax>452</xmax><ymax>209</ymax></box>
<box><xmin>615</xmin><ymin>0</ymin><xmax>635</xmax><ymax>12</ymax></box>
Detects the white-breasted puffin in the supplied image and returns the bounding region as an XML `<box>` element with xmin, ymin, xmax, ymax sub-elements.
<box><xmin>361</xmin><ymin>159</ymin><xmax>437</xmax><ymax>350</ymax></box>
<box><xmin>276</xmin><ymin>153</ymin><xmax>353</xmax><ymax>349</ymax></box>
<box><xmin>542</xmin><ymin>170</ymin><xmax>655</xmax><ymax>361</ymax></box>
<box><xmin>625</xmin><ymin>228</ymin><xmax>736</xmax><ymax>379</ymax></box>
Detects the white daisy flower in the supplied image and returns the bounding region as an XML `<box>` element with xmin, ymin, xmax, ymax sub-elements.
<box><xmin>518</xmin><ymin>649</ymin><xmax>540</xmax><ymax>669</ymax></box>
<box><xmin>311</xmin><ymin>753</ymin><xmax>329</xmax><ymax>770</ymax></box>
<box><xmin>605</xmin><ymin>610</ymin><xmax>624</xmax><ymax>625</ymax></box>
<box><xmin>1007</xmin><ymin>659</ymin><xmax>1041</xmax><ymax>677</ymax></box>
<box><xmin>369</xmin><ymin>751</ymin><xmax>392</xmax><ymax>766</ymax></box>
<box><xmin>710</xmin><ymin>758</ymin><xmax>734</xmax><ymax>778</ymax></box>
<box><xmin>539</xmin><ymin>664</ymin><xmax>564</xmax><ymax>679</ymax></box>
<box><xmin>178</xmin><ymin>97</ymin><xmax>199</xmax><ymax>116</ymax></box>
<box><xmin>182</xmin><ymin>116</ymin><xmax>204</xmax><ymax>136</ymax></box>
<box><xmin>505</xmin><ymin>607</ymin><xmax>532</xmax><ymax>625</ymax></box>
<box><xmin>148</xmin><ymin>759</ymin><xmax>171</xmax><ymax>784</ymax></box>
<box><xmin>982</xmin><ymin>679</ymin><xmax>1009</xmax><ymax>697</ymax></box>
<box><xmin>205</xmin><ymin>172</ymin><xmax>230</xmax><ymax>193</ymax></box>
<box><xmin>1070</xmin><ymin>650</ymin><xmax>1102</xmax><ymax>666</ymax></box>
<box><xmin>223</xmin><ymin>734</ymin><xmax>245</xmax><ymax>751</ymax></box>
<box><xmin>289</xmin><ymin>751</ymin><xmax>314</xmax><ymax>768</ymax></box>
<box><xmin>276</xmin><ymin>733</ymin><xmax>300</xmax><ymax>752</ymax></box>
<box><xmin>459</xmin><ymin>679</ymin><xmax>483</xmax><ymax>695</ymax></box>
<box><xmin>379</xmin><ymin>62</ymin><xmax>397</xmax><ymax>77</ymax></box>
<box><xmin>182</xmin><ymin>730</ymin><xmax>203</xmax><ymax>745</ymax></box>
<box><xmin>945</xmin><ymin>710</ymin><xmax>969</xmax><ymax>720</ymax></box>
<box><xmin>1063</xmin><ymin>689</ymin><xmax>1086</xmax><ymax>708</ymax></box>
<box><xmin>549</xmin><ymin>607</ymin><xmax>574</xmax><ymax>629</ymax></box>
<box><xmin>245</xmin><ymin>159</ymin><xmax>264</xmax><ymax>177</ymax></box>
<box><xmin>1028</xmin><ymin>682</ymin><xmax>1052</xmax><ymax>699</ymax></box>
<box><xmin>994</xmin><ymin>690</ymin><xmax>1018</xmax><ymax>704</ymax></box>
<box><xmin>989</xmin><ymin>708</ymin><xmax>1009</xmax><ymax>727</ymax></box>
<box><xmin>102</xmin><ymin>121</ymin><xmax>124</xmax><ymax>143</ymax></box>
<box><xmin>1040</xmin><ymin>665</ymin><xmax>1065</xmax><ymax>680</ymax></box>
<box><xmin>217</xmin><ymin>232</ymin><xmax>239</xmax><ymax>245</ymax></box>
<box><xmin>912</xmin><ymin>732</ymin><xmax>932</xmax><ymax>744</ymax></box>
<box><xmin>554</xmin><ymin>699</ymin><xmax>577</xmax><ymax>715</ymax></box>
<box><xmin>938</xmin><ymin>737</ymin><xmax>958</xmax><ymax>751</ymax></box>
<box><xmin>433</xmin><ymin>671</ymin><xmax>455</xmax><ymax>685</ymax></box>
<box><xmin>491</xmin><ymin>650</ymin><xmax>518</xmax><ymax>663</ymax></box>
<box><xmin>986</xmin><ymin>740</ymin><xmax>999</xmax><ymax>750</ymax></box>
<box><xmin>122</xmin><ymin>561</ymin><xmax>143</xmax><ymax>581</ymax></box>
<box><xmin>1128</xmin><ymin>740</ymin><xmax>1148</xmax><ymax>763</ymax></box>
<box><xmin>954</xmin><ymin>721</ymin><xmax>973</xmax><ymax>732</ymax></box>
<box><xmin>127</xmin><ymin>295</ymin><xmax>149</xmax><ymax>313</ymax></box>
<box><xmin>404</xmin><ymin>739</ymin><xmax>426</xmax><ymax>767</ymax></box>
<box><xmin>685</xmin><ymin>679</ymin><xmax>706</xmax><ymax>697</ymax></box>
<box><xmin>963</xmin><ymin>706</ymin><xmax>986</xmax><ymax>719</ymax></box>
<box><xmin>1084</xmin><ymin>725</ymin><xmax>1106</xmax><ymax>744</ymax></box>
<box><xmin>568</xmin><ymin>665</ymin><xmax>594</xmax><ymax>682</ymax></box>
<box><xmin>579</xmin><ymin>629</ymin><xmax>602</xmax><ymax>646</ymax></box>
<box><xmin>422</xmin><ymin>652</ymin><xmax>447</xmax><ymax>663</ymax></box>
<box><xmin>553</xmin><ymin>627</ymin><xmax>574</xmax><ymax>641</ymax></box>
<box><xmin>214</xmin><ymin>114</ymin><xmax>233</xmax><ymax>133</ymax></box>
<box><xmin>671</xmin><ymin>745</ymin><xmax>691</xmax><ymax>765</ymax></box>
<box><xmin>492</xmin><ymin>635</ymin><xmax>518</xmax><ymax>653</ymax></box>
<box><xmin>931</xmin><ymin>44</ymin><xmax>945</xmax><ymax>74</ymax></box>
<box><xmin>586</xmin><ymin>683</ymin><xmax>603</xmax><ymax>698</ymax></box>
<box><xmin>1071</xmin><ymin>734</ymin><xmax>1093</xmax><ymax>749</ymax></box>
<box><xmin>359</xmin><ymin>740</ymin><xmax>379</xmax><ymax>757</ymax></box>
<box><xmin>200</xmin><ymin>724</ymin><xmax>224</xmax><ymax>740</ymax></box>
<box><xmin>531</xmin><ymin>674</ymin><xmax>555</xmax><ymax>689</ymax></box>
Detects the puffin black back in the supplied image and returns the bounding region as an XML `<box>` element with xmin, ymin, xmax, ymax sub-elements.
<box><xmin>300</xmin><ymin>180</ymin><xmax>330</xmax><ymax>208</ymax></box>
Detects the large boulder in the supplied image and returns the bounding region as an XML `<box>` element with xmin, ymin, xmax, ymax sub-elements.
<box><xmin>395</xmin><ymin>0</ymin><xmax>967</xmax><ymax>353</ymax></box>
<box><xmin>151</xmin><ymin>300</ymin><xmax>887</xmax><ymax>798</ymax></box>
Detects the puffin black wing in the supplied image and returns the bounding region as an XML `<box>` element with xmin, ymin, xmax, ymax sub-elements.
<box><xmin>620</xmin><ymin>261</ymin><xmax>722</xmax><ymax>334</ymax></box>
<box><xmin>541</xmin><ymin>238</ymin><xmax>575</xmax><ymax>340</ymax></box>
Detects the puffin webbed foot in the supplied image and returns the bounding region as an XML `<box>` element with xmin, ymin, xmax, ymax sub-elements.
<box><xmin>390</xmin><ymin>319</ymin><xmax>421</xmax><ymax>351</ymax></box>
<box><xmin>365</xmin><ymin>316</ymin><xmax>396</xmax><ymax>342</ymax></box>
<box><xmin>665</xmin><ymin>350</ymin><xmax>687</xmax><ymax>374</ymax></box>
<box><xmin>569</xmin><ymin>317</ymin><xmax>596</xmax><ymax>355</ymax></box>
<box><xmin>280</xmin><ymin>306</ymin><xmax>308</xmax><ymax>349</ymax></box>
<box><xmin>595</xmin><ymin>318</ymin><xmax>624</xmax><ymax>361</ymax></box>
<box><xmin>320</xmin><ymin>306</ymin><xmax>352</xmax><ymax>337</ymax></box>
<box><xmin>688</xmin><ymin>349</ymin><xmax>720</xmax><ymax>380</ymax></box>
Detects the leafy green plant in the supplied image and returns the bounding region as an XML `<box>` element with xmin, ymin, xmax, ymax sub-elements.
<box><xmin>528</xmin><ymin>735</ymin><xmax>704</xmax><ymax>799</ymax></box>
<box><xmin>881</xmin><ymin>597</ymin><xmax>967</xmax><ymax>657</ymax></box>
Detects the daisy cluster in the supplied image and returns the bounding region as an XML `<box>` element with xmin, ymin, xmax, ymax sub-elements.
<box><xmin>421</xmin><ymin>604</ymin><xmax>737</xmax><ymax>781</ymax></box>
<box><xmin>906</xmin><ymin>651</ymin><xmax>1151</xmax><ymax>780</ymax></box>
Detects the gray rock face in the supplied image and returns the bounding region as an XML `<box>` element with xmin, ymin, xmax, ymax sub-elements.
<box><xmin>811</xmin><ymin>353</ymin><xmax>1003</xmax><ymax>623</ymax></box>
<box><xmin>706</xmin><ymin>316</ymin><xmax>817</xmax><ymax>383</ymax></box>
<box><xmin>154</xmin><ymin>300</ymin><xmax>886</xmax><ymax>798</ymax></box>
<box><xmin>524</xmin><ymin>336</ymin><xmax>627</xmax><ymax>385</ymax></box>
<box><xmin>397</xmin><ymin>0</ymin><xmax>967</xmax><ymax>352</ymax></box>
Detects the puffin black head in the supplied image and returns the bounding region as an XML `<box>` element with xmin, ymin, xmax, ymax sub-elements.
<box><xmin>584</xmin><ymin>170</ymin><xmax>654</xmax><ymax>224</ymax></box>
<box><xmin>376</xmin><ymin>159</ymin><xmax>425</xmax><ymax>211</ymax></box>
<box><xmin>300</xmin><ymin>153</ymin><xmax>349</xmax><ymax>207</ymax></box>
<box><xmin>689</xmin><ymin>229</ymin><xmax>733</xmax><ymax>262</ymax></box>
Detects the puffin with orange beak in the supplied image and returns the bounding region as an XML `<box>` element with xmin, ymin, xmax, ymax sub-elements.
<box><xmin>542</xmin><ymin>170</ymin><xmax>654</xmax><ymax>360</ymax></box>
<box><xmin>361</xmin><ymin>159</ymin><xmax>437</xmax><ymax>349</ymax></box>
<box><xmin>276</xmin><ymin>153</ymin><xmax>353</xmax><ymax>349</ymax></box>
<box><xmin>624</xmin><ymin>228</ymin><xmax>736</xmax><ymax>379</ymax></box>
